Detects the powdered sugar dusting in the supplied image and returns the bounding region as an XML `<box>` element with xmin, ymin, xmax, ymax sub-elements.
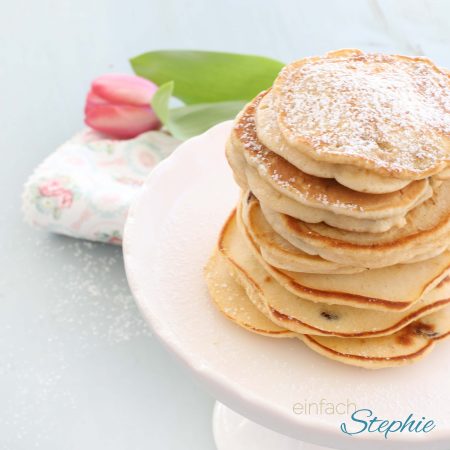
<box><xmin>275</xmin><ymin>53</ymin><xmax>450</xmax><ymax>175</ymax></box>
<box><xmin>234</xmin><ymin>94</ymin><xmax>362</xmax><ymax>210</ymax></box>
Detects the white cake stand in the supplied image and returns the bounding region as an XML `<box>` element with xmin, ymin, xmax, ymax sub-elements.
<box><xmin>123</xmin><ymin>122</ymin><xmax>450</xmax><ymax>450</ymax></box>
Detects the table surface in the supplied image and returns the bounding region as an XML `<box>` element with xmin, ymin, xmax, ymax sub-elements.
<box><xmin>1</xmin><ymin>1</ymin><xmax>450</xmax><ymax>449</ymax></box>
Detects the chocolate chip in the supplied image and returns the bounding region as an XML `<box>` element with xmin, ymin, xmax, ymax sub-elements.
<box><xmin>321</xmin><ymin>311</ymin><xmax>339</xmax><ymax>321</ymax></box>
<box><xmin>415</xmin><ymin>327</ymin><xmax>439</xmax><ymax>338</ymax></box>
<box><xmin>414</xmin><ymin>322</ymin><xmax>438</xmax><ymax>338</ymax></box>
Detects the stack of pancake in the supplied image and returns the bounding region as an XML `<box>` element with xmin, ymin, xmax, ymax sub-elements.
<box><xmin>205</xmin><ymin>49</ymin><xmax>450</xmax><ymax>369</ymax></box>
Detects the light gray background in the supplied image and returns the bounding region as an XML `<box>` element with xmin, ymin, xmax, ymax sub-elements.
<box><xmin>1</xmin><ymin>1</ymin><xmax>450</xmax><ymax>449</ymax></box>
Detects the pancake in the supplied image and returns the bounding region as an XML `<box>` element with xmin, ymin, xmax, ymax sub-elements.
<box><xmin>227</xmin><ymin>137</ymin><xmax>408</xmax><ymax>233</ymax></box>
<box><xmin>232</xmin><ymin>92</ymin><xmax>433</xmax><ymax>221</ymax></box>
<box><xmin>435</xmin><ymin>165</ymin><xmax>450</xmax><ymax>180</ymax></box>
<box><xmin>232</xmin><ymin>206</ymin><xmax>450</xmax><ymax>311</ymax></box>
<box><xmin>302</xmin><ymin>306</ymin><xmax>450</xmax><ymax>369</ymax></box>
<box><xmin>255</xmin><ymin>91</ymin><xmax>411</xmax><ymax>194</ymax></box>
<box><xmin>255</xmin><ymin>238</ymin><xmax>450</xmax><ymax>311</ymax></box>
<box><xmin>261</xmin><ymin>179</ymin><xmax>450</xmax><ymax>268</ymax></box>
<box><xmin>245</xmin><ymin>164</ymin><xmax>406</xmax><ymax>233</ymax></box>
<box><xmin>225</xmin><ymin>137</ymin><xmax>248</xmax><ymax>190</ymax></box>
<box><xmin>205</xmin><ymin>235</ymin><xmax>450</xmax><ymax>368</ymax></box>
<box><xmin>243</xmin><ymin>196</ymin><xmax>447</xmax><ymax>272</ymax></box>
<box><xmin>272</xmin><ymin>49</ymin><xmax>450</xmax><ymax>179</ymax></box>
<box><xmin>220</xmin><ymin>210</ymin><xmax>450</xmax><ymax>337</ymax></box>
<box><xmin>204</xmin><ymin>251</ymin><xmax>292</xmax><ymax>337</ymax></box>
<box><xmin>240</xmin><ymin>192</ymin><xmax>364</xmax><ymax>274</ymax></box>
<box><xmin>229</xmin><ymin>125</ymin><xmax>436</xmax><ymax>234</ymax></box>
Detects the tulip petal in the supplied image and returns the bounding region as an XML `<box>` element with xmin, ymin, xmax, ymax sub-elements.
<box><xmin>85</xmin><ymin>90</ymin><xmax>108</xmax><ymax>105</ymax></box>
<box><xmin>91</xmin><ymin>74</ymin><xmax>158</xmax><ymax>106</ymax></box>
<box><xmin>85</xmin><ymin>103</ymin><xmax>160</xmax><ymax>139</ymax></box>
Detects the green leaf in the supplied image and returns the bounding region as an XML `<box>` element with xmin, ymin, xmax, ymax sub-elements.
<box><xmin>150</xmin><ymin>79</ymin><xmax>245</xmax><ymax>140</ymax></box>
<box><xmin>150</xmin><ymin>80</ymin><xmax>174</xmax><ymax>124</ymax></box>
<box><xmin>130</xmin><ymin>50</ymin><xmax>284</xmax><ymax>104</ymax></box>
<box><xmin>167</xmin><ymin>100</ymin><xmax>246</xmax><ymax>140</ymax></box>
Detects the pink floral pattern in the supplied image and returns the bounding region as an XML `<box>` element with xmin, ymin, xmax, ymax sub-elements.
<box><xmin>39</xmin><ymin>179</ymin><xmax>74</xmax><ymax>209</ymax></box>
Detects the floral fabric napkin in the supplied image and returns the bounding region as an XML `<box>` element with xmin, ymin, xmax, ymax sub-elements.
<box><xmin>22</xmin><ymin>129</ymin><xmax>180</xmax><ymax>245</ymax></box>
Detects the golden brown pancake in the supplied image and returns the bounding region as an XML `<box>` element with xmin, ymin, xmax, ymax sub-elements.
<box><xmin>205</xmin><ymin>240</ymin><xmax>450</xmax><ymax>369</ymax></box>
<box><xmin>241</xmin><ymin>191</ymin><xmax>365</xmax><ymax>274</ymax></box>
<box><xmin>301</xmin><ymin>311</ymin><xmax>450</xmax><ymax>369</ymax></box>
<box><xmin>272</xmin><ymin>49</ymin><xmax>450</xmax><ymax>179</ymax></box>
<box><xmin>231</xmin><ymin>92</ymin><xmax>432</xmax><ymax>221</ymax></box>
<box><xmin>221</xmin><ymin>209</ymin><xmax>450</xmax><ymax>337</ymax></box>
<box><xmin>261</xmin><ymin>179</ymin><xmax>450</xmax><ymax>269</ymax></box>
<box><xmin>227</xmin><ymin>207</ymin><xmax>450</xmax><ymax>311</ymax></box>
<box><xmin>244</xmin><ymin>164</ymin><xmax>407</xmax><ymax>233</ymax></box>
<box><xmin>255</xmin><ymin>90</ymin><xmax>411</xmax><ymax>194</ymax></box>
<box><xmin>204</xmin><ymin>251</ymin><xmax>292</xmax><ymax>337</ymax></box>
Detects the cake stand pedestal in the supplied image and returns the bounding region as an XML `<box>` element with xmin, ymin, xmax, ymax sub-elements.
<box><xmin>213</xmin><ymin>402</ymin><xmax>335</xmax><ymax>450</ymax></box>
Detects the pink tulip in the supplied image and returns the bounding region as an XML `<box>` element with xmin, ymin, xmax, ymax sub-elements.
<box><xmin>84</xmin><ymin>74</ymin><xmax>161</xmax><ymax>139</ymax></box>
